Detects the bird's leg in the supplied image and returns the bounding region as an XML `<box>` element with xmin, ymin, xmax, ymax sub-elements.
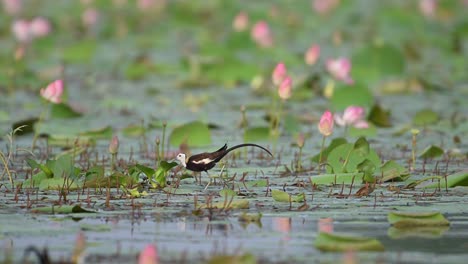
<box><xmin>203</xmin><ymin>164</ymin><xmax>225</xmax><ymax>191</ymax></box>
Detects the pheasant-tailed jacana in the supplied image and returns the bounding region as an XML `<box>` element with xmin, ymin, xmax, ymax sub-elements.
<box><xmin>176</xmin><ymin>143</ymin><xmax>272</xmax><ymax>174</ymax></box>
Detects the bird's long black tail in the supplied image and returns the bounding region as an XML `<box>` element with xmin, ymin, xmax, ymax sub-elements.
<box><xmin>214</xmin><ymin>143</ymin><xmax>272</xmax><ymax>162</ymax></box>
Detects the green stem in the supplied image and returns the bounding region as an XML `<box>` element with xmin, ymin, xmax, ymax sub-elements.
<box><xmin>318</xmin><ymin>136</ymin><xmax>326</xmax><ymax>172</ymax></box>
<box><xmin>161</xmin><ymin>122</ymin><xmax>167</xmax><ymax>160</ymax></box>
<box><xmin>297</xmin><ymin>146</ymin><xmax>303</xmax><ymax>172</ymax></box>
<box><xmin>32</xmin><ymin>101</ymin><xmax>49</xmax><ymax>150</ymax></box>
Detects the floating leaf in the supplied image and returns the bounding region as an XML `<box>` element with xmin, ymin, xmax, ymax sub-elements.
<box><xmin>207</xmin><ymin>253</ymin><xmax>256</xmax><ymax>264</ymax></box>
<box><xmin>352</xmin><ymin>44</ymin><xmax>405</xmax><ymax>85</ymax></box>
<box><xmin>80</xmin><ymin>224</ymin><xmax>112</xmax><ymax>232</ymax></box>
<box><xmin>327</xmin><ymin>142</ymin><xmax>381</xmax><ymax>174</ymax></box>
<box><xmin>244</xmin><ymin>126</ymin><xmax>270</xmax><ymax>142</ymax></box>
<box><xmin>388</xmin><ymin>211</ymin><xmax>450</xmax><ymax>227</ymax></box>
<box><xmin>348</xmin><ymin>125</ymin><xmax>378</xmax><ymax>138</ymax></box>
<box><xmin>415</xmin><ymin>170</ymin><xmax>468</xmax><ymax>188</ymax></box>
<box><xmin>169</xmin><ymin>121</ymin><xmax>211</xmax><ymax>147</ymax></box>
<box><xmin>368</xmin><ymin>104</ymin><xmax>392</xmax><ymax>127</ymax></box>
<box><xmin>314</xmin><ymin>232</ymin><xmax>384</xmax><ymax>252</ymax></box>
<box><xmin>31</xmin><ymin>205</ymin><xmax>95</xmax><ymax>214</ymax></box>
<box><xmin>356</xmin><ymin>159</ymin><xmax>376</xmax><ymax>182</ymax></box>
<box><xmin>122</xmin><ymin>124</ymin><xmax>146</xmax><ymax>137</ymax></box>
<box><xmin>311</xmin><ymin>137</ymin><xmax>347</xmax><ymax>163</ymax></box>
<box><xmin>310</xmin><ymin>173</ymin><xmax>364</xmax><ymax>185</ymax></box>
<box><xmin>62</xmin><ymin>40</ymin><xmax>97</xmax><ymax>63</ymax></box>
<box><xmin>330</xmin><ymin>82</ymin><xmax>374</xmax><ymax>110</ymax></box>
<box><xmin>50</xmin><ymin>103</ymin><xmax>82</xmax><ymax>119</ymax></box>
<box><xmin>419</xmin><ymin>145</ymin><xmax>444</xmax><ymax>159</ymax></box>
<box><xmin>271</xmin><ymin>189</ymin><xmax>305</xmax><ymax>203</ymax></box>
<box><xmin>219</xmin><ymin>189</ymin><xmax>237</xmax><ymax>198</ymax></box>
<box><xmin>380</xmin><ymin>160</ymin><xmax>410</xmax><ymax>182</ymax></box>
<box><xmin>353</xmin><ymin>137</ymin><xmax>370</xmax><ymax>157</ymax></box>
<box><xmin>413</xmin><ymin>109</ymin><xmax>439</xmax><ymax>126</ymax></box>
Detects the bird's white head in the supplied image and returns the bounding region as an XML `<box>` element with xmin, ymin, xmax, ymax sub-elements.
<box><xmin>176</xmin><ymin>153</ymin><xmax>187</xmax><ymax>167</ymax></box>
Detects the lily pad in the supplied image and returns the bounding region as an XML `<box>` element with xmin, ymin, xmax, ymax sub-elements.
<box><xmin>380</xmin><ymin>160</ymin><xmax>410</xmax><ymax>182</ymax></box>
<box><xmin>31</xmin><ymin>205</ymin><xmax>96</xmax><ymax>214</ymax></box>
<box><xmin>169</xmin><ymin>121</ymin><xmax>212</xmax><ymax>147</ymax></box>
<box><xmin>415</xmin><ymin>170</ymin><xmax>468</xmax><ymax>188</ymax></box>
<box><xmin>310</xmin><ymin>173</ymin><xmax>364</xmax><ymax>185</ymax></box>
<box><xmin>244</xmin><ymin>126</ymin><xmax>270</xmax><ymax>142</ymax></box>
<box><xmin>271</xmin><ymin>189</ymin><xmax>305</xmax><ymax>203</ymax></box>
<box><xmin>413</xmin><ymin>109</ymin><xmax>439</xmax><ymax>126</ymax></box>
<box><xmin>419</xmin><ymin>145</ymin><xmax>444</xmax><ymax>159</ymax></box>
<box><xmin>314</xmin><ymin>232</ymin><xmax>384</xmax><ymax>252</ymax></box>
<box><xmin>388</xmin><ymin>211</ymin><xmax>450</xmax><ymax>227</ymax></box>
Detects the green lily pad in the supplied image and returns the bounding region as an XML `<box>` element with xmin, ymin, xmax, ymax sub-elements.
<box><xmin>388</xmin><ymin>226</ymin><xmax>450</xmax><ymax>239</ymax></box>
<box><xmin>314</xmin><ymin>232</ymin><xmax>384</xmax><ymax>252</ymax></box>
<box><xmin>200</xmin><ymin>199</ymin><xmax>249</xmax><ymax>209</ymax></box>
<box><xmin>368</xmin><ymin>104</ymin><xmax>392</xmax><ymax>127</ymax></box>
<box><xmin>388</xmin><ymin>211</ymin><xmax>450</xmax><ymax>227</ymax></box>
<box><xmin>415</xmin><ymin>170</ymin><xmax>468</xmax><ymax>188</ymax></box>
<box><xmin>311</xmin><ymin>137</ymin><xmax>347</xmax><ymax>163</ymax></box>
<box><xmin>271</xmin><ymin>189</ymin><xmax>305</xmax><ymax>203</ymax></box>
<box><xmin>50</xmin><ymin>103</ymin><xmax>82</xmax><ymax>119</ymax></box>
<box><xmin>169</xmin><ymin>121</ymin><xmax>212</xmax><ymax>147</ymax></box>
<box><xmin>31</xmin><ymin>205</ymin><xmax>95</xmax><ymax>214</ymax></box>
<box><xmin>331</xmin><ymin>82</ymin><xmax>374</xmax><ymax>110</ymax></box>
<box><xmin>413</xmin><ymin>109</ymin><xmax>439</xmax><ymax>126</ymax></box>
<box><xmin>310</xmin><ymin>173</ymin><xmax>364</xmax><ymax>185</ymax></box>
<box><xmin>244</xmin><ymin>126</ymin><xmax>270</xmax><ymax>142</ymax></box>
<box><xmin>419</xmin><ymin>145</ymin><xmax>444</xmax><ymax>159</ymax></box>
<box><xmin>380</xmin><ymin>160</ymin><xmax>410</xmax><ymax>182</ymax></box>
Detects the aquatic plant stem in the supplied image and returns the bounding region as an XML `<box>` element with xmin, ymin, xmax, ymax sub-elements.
<box><xmin>155</xmin><ymin>137</ymin><xmax>160</xmax><ymax>166</ymax></box>
<box><xmin>318</xmin><ymin>136</ymin><xmax>326</xmax><ymax>172</ymax></box>
<box><xmin>411</xmin><ymin>129</ymin><xmax>420</xmax><ymax>171</ymax></box>
<box><xmin>297</xmin><ymin>146</ymin><xmax>303</xmax><ymax>172</ymax></box>
<box><xmin>161</xmin><ymin>122</ymin><xmax>167</xmax><ymax>160</ymax></box>
<box><xmin>31</xmin><ymin>101</ymin><xmax>49</xmax><ymax>150</ymax></box>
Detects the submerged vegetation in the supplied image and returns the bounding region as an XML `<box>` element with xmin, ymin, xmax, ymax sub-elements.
<box><xmin>0</xmin><ymin>0</ymin><xmax>467</xmax><ymax>263</ymax></box>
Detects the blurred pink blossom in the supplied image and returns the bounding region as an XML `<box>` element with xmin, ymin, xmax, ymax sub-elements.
<box><xmin>108</xmin><ymin>135</ymin><xmax>119</xmax><ymax>155</ymax></box>
<box><xmin>326</xmin><ymin>57</ymin><xmax>353</xmax><ymax>84</ymax></box>
<box><xmin>138</xmin><ymin>244</ymin><xmax>158</xmax><ymax>264</ymax></box>
<box><xmin>318</xmin><ymin>110</ymin><xmax>334</xmax><ymax>137</ymax></box>
<box><xmin>278</xmin><ymin>76</ymin><xmax>292</xmax><ymax>100</ymax></box>
<box><xmin>232</xmin><ymin>11</ymin><xmax>249</xmax><ymax>32</ymax></box>
<box><xmin>80</xmin><ymin>0</ymin><xmax>94</xmax><ymax>5</ymax></box>
<box><xmin>30</xmin><ymin>17</ymin><xmax>51</xmax><ymax>37</ymax></box>
<box><xmin>40</xmin><ymin>79</ymin><xmax>64</xmax><ymax>104</ymax></box>
<box><xmin>251</xmin><ymin>21</ymin><xmax>273</xmax><ymax>48</ymax></box>
<box><xmin>419</xmin><ymin>0</ymin><xmax>437</xmax><ymax>18</ymax></box>
<box><xmin>11</xmin><ymin>20</ymin><xmax>31</xmax><ymax>43</ymax></box>
<box><xmin>334</xmin><ymin>106</ymin><xmax>368</xmax><ymax>128</ymax></box>
<box><xmin>312</xmin><ymin>0</ymin><xmax>340</xmax><ymax>15</ymax></box>
<box><xmin>2</xmin><ymin>0</ymin><xmax>22</xmax><ymax>15</ymax></box>
<box><xmin>305</xmin><ymin>44</ymin><xmax>320</xmax><ymax>65</ymax></box>
<box><xmin>82</xmin><ymin>8</ymin><xmax>99</xmax><ymax>27</ymax></box>
<box><xmin>272</xmin><ymin>62</ymin><xmax>287</xmax><ymax>86</ymax></box>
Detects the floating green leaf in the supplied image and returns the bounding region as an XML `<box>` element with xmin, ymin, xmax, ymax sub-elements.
<box><xmin>419</xmin><ymin>145</ymin><xmax>444</xmax><ymax>159</ymax></box>
<box><xmin>169</xmin><ymin>121</ymin><xmax>211</xmax><ymax>147</ymax></box>
<box><xmin>122</xmin><ymin>124</ymin><xmax>146</xmax><ymax>137</ymax></box>
<box><xmin>352</xmin><ymin>43</ymin><xmax>405</xmax><ymax>85</ymax></box>
<box><xmin>368</xmin><ymin>104</ymin><xmax>392</xmax><ymax>127</ymax></box>
<box><xmin>62</xmin><ymin>40</ymin><xmax>97</xmax><ymax>63</ymax></box>
<box><xmin>244</xmin><ymin>126</ymin><xmax>270</xmax><ymax>142</ymax></box>
<box><xmin>326</xmin><ymin>141</ymin><xmax>381</xmax><ymax>175</ymax></box>
<box><xmin>415</xmin><ymin>170</ymin><xmax>468</xmax><ymax>188</ymax></box>
<box><xmin>311</xmin><ymin>137</ymin><xmax>347</xmax><ymax>163</ymax></box>
<box><xmin>31</xmin><ymin>205</ymin><xmax>95</xmax><ymax>214</ymax></box>
<box><xmin>200</xmin><ymin>199</ymin><xmax>249</xmax><ymax>209</ymax></box>
<box><xmin>388</xmin><ymin>226</ymin><xmax>450</xmax><ymax>239</ymax></box>
<box><xmin>310</xmin><ymin>173</ymin><xmax>364</xmax><ymax>185</ymax></box>
<box><xmin>151</xmin><ymin>161</ymin><xmax>178</xmax><ymax>188</ymax></box>
<box><xmin>238</xmin><ymin>212</ymin><xmax>262</xmax><ymax>223</ymax></box>
<box><xmin>388</xmin><ymin>211</ymin><xmax>450</xmax><ymax>227</ymax></box>
<box><xmin>413</xmin><ymin>109</ymin><xmax>439</xmax><ymax>126</ymax></box>
<box><xmin>50</xmin><ymin>103</ymin><xmax>82</xmax><ymax>119</ymax></box>
<box><xmin>380</xmin><ymin>160</ymin><xmax>410</xmax><ymax>182</ymax></box>
<box><xmin>331</xmin><ymin>82</ymin><xmax>374</xmax><ymax>110</ymax></box>
<box><xmin>207</xmin><ymin>253</ymin><xmax>256</xmax><ymax>264</ymax></box>
<box><xmin>357</xmin><ymin>159</ymin><xmax>376</xmax><ymax>182</ymax></box>
<box><xmin>271</xmin><ymin>190</ymin><xmax>305</xmax><ymax>203</ymax></box>
<box><xmin>314</xmin><ymin>232</ymin><xmax>384</xmax><ymax>252</ymax></box>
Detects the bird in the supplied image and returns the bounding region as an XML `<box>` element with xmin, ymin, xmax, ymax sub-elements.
<box><xmin>176</xmin><ymin>143</ymin><xmax>272</xmax><ymax>173</ymax></box>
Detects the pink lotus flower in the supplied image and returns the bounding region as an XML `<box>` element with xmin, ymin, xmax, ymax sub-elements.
<box><xmin>30</xmin><ymin>17</ymin><xmax>51</xmax><ymax>38</ymax></box>
<box><xmin>318</xmin><ymin>110</ymin><xmax>334</xmax><ymax>137</ymax></box>
<box><xmin>305</xmin><ymin>44</ymin><xmax>320</xmax><ymax>65</ymax></box>
<box><xmin>232</xmin><ymin>11</ymin><xmax>249</xmax><ymax>32</ymax></box>
<box><xmin>326</xmin><ymin>57</ymin><xmax>353</xmax><ymax>84</ymax></box>
<box><xmin>40</xmin><ymin>79</ymin><xmax>64</xmax><ymax>104</ymax></box>
<box><xmin>138</xmin><ymin>244</ymin><xmax>158</xmax><ymax>264</ymax></box>
<box><xmin>108</xmin><ymin>135</ymin><xmax>119</xmax><ymax>154</ymax></box>
<box><xmin>2</xmin><ymin>0</ymin><xmax>22</xmax><ymax>15</ymax></box>
<box><xmin>312</xmin><ymin>0</ymin><xmax>340</xmax><ymax>15</ymax></box>
<box><xmin>278</xmin><ymin>76</ymin><xmax>292</xmax><ymax>100</ymax></box>
<box><xmin>334</xmin><ymin>106</ymin><xmax>368</xmax><ymax>128</ymax></box>
<box><xmin>82</xmin><ymin>8</ymin><xmax>99</xmax><ymax>27</ymax></box>
<box><xmin>251</xmin><ymin>21</ymin><xmax>273</xmax><ymax>48</ymax></box>
<box><xmin>272</xmin><ymin>62</ymin><xmax>287</xmax><ymax>86</ymax></box>
<box><xmin>11</xmin><ymin>20</ymin><xmax>31</xmax><ymax>43</ymax></box>
<box><xmin>318</xmin><ymin>218</ymin><xmax>334</xmax><ymax>233</ymax></box>
<box><xmin>419</xmin><ymin>0</ymin><xmax>437</xmax><ymax>18</ymax></box>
